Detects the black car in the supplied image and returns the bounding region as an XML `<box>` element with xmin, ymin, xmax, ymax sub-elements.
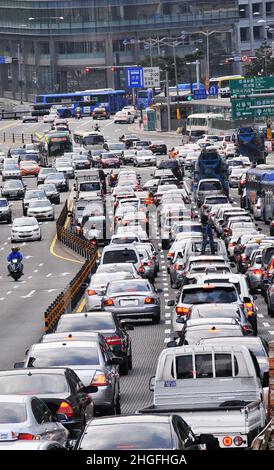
<box><xmin>39</xmin><ymin>183</ymin><xmax>61</xmax><ymax>204</ymax></box>
<box><xmin>0</xmin><ymin>368</ymin><xmax>96</xmax><ymax>437</ymax></box>
<box><xmin>7</xmin><ymin>147</ymin><xmax>26</xmax><ymax>159</ymax></box>
<box><xmin>1</xmin><ymin>179</ymin><xmax>25</xmax><ymax>200</ymax></box>
<box><xmin>0</xmin><ymin>197</ymin><xmax>12</xmax><ymax>223</ymax></box>
<box><xmin>74</xmin><ymin>414</ymin><xmax>217</xmax><ymax>450</ymax></box>
<box><xmin>55</xmin><ymin>312</ymin><xmax>133</xmax><ymax>375</ymax></box>
<box><xmin>149</xmin><ymin>141</ymin><xmax>167</xmax><ymax>155</ymax></box>
<box><xmin>157</xmin><ymin>159</ymin><xmax>184</xmax><ymax>180</ymax></box>
<box><xmin>120</xmin><ymin>134</ymin><xmax>140</xmax><ymax>149</ymax></box>
<box><xmin>44</xmin><ymin>173</ymin><xmax>69</xmax><ymax>192</ymax></box>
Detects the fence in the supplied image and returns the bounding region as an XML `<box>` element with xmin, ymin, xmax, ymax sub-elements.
<box><xmin>44</xmin><ymin>199</ymin><xmax>97</xmax><ymax>333</ymax></box>
<box><xmin>0</xmin><ymin>132</ymin><xmax>35</xmax><ymax>144</ymax></box>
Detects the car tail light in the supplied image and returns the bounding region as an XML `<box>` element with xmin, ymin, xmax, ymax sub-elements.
<box><xmin>229</xmin><ymin>242</ymin><xmax>236</xmax><ymax>247</ymax></box>
<box><xmin>241</xmin><ymin>254</ymin><xmax>247</xmax><ymax>262</ymax></box>
<box><xmin>176</xmin><ymin>306</ymin><xmax>191</xmax><ymax>316</ymax></box>
<box><xmin>253</xmin><ymin>269</ymin><xmax>262</xmax><ymax>275</ymax></box>
<box><xmin>174</xmin><ymin>264</ymin><xmax>182</xmax><ymax>271</ymax></box>
<box><xmin>105</xmin><ymin>335</ymin><xmax>122</xmax><ymax>346</ymax></box>
<box><xmin>244</xmin><ymin>302</ymin><xmax>253</xmax><ymax>309</ymax></box>
<box><xmin>167</xmin><ymin>252</ymin><xmax>174</xmax><ymax>258</ymax></box>
<box><xmin>146</xmin><ymin>261</ymin><xmax>153</xmax><ymax>266</ymax></box>
<box><xmin>91</xmin><ymin>372</ymin><xmax>110</xmax><ymax>386</ymax></box>
<box><xmin>18</xmin><ymin>433</ymin><xmax>40</xmax><ymax>440</ymax></box>
<box><xmin>57</xmin><ymin>401</ymin><xmax>74</xmax><ymax>418</ymax></box>
<box><xmin>138</xmin><ymin>264</ymin><xmax>145</xmax><ymax>273</ymax></box>
<box><xmin>87</xmin><ymin>289</ymin><xmax>96</xmax><ymax>296</ymax></box>
<box><xmin>271</xmin><ymin>221</ymin><xmax>274</xmax><ymax>226</ymax></box>
<box><xmin>104</xmin><ymin>298</ymin><xmax>114</xmax><ymax>306</ymax></box>
<box><xmin>233</xmin><ymin>436</ymin><xmax>244</xmax><ymax>447</ymax></box>
<box><xmin>223</xmin><ymin>436</ymin><xmax>233</xmax><ymax>447</ymax></box>
<box><xmin>145</xmin><ymin>297</ymin><xmax>155</xmax><ymax>304</ymax></box>
<box><xmin>243</xmin><ymin>325</ymin><xmax>250</xmax><ymax>331</ymax></box>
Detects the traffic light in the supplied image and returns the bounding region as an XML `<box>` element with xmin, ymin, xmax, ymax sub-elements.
<box><xmin>179</xmin><ymin>95</ymin><xmax>193</xmax><ymax>102</ymax></box>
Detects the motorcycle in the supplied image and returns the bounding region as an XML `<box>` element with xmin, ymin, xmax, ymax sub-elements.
<box><xmin>8</xmin><ymin>259</ymin><xmax>23</xmax><ymax>281</ymax></box>
<box><xmin>75</xmin><ymin>111</ymin><xmax>82</xmax><ymax>120</ymax></box>
<box><xmin>94</xmin><ymin>125</ymin><xmax>100</xmax><ymax>132</ymax></box>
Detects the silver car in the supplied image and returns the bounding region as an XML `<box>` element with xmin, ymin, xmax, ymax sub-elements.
<box><xmin>2</xmin><ymin>164</ymin><xmax>21</xmax><ymax>181</ymax></box>
<box><xmin>85</xmin><ymin>271</ymin><xmax>134</xmax><ymax>311</ymax></box>
<box><xmin>96</xmin><ymin>262</ymin><xmax>140</xmax><ymax>278</ymax></box>
<box><xmin>37</xmin><ymin>167</ymin><xmax>57</xmax><ymax>184</ymax></box>
<box><xmin>102</xmin><ymin>279</ymin><xmax>161</xmax><ymax>324</ymax></box>
<box><xmin>27</xmin><ymin>199</ymin><xmax>55</xmax><ymax>221</ymax></box>
<box><xmin>19</xmin><ymin>341</ymin><xmax>121</xmax><ymax>416</ymax></box>
<box><xmin>0</xmin><ymin>395</ymin><xmax>68</xmax><ymax>444</ymax></box>
<box><xmin>11</xmin><ymin>217</ymin><xmax>41</xmax><ymax>242</ymax></box>
<box><xmin>246</xmin><ymin>249</ymin><xmax>263</xmax><ymax>294</ymax></box>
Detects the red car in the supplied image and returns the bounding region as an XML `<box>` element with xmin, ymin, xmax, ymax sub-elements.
<box><xmin>100</xmin><ymin>153</ymin><xmax>120</xmax><ymax>169</ymax></box>
<box><xmin>20</xmin><ymin>160</ymin><xmax>40</xmax><ymax>176</ymax></box>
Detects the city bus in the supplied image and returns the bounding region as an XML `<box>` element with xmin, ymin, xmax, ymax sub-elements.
<box><xmin>209</xmin><ymin>75</ymin><xmax>244</xmax><ymax>98</ymax></box>
<box><xmin>41</xmin><ymin>131</ymin><xmax>73</xmax><ymax>159</ymax></box>
<box><xmin>245</xmin><ymin>165</ymin><xmax>274</xmax><ymax>210</ymax></box>
<box><xmin>73</xmin><ymin>131</ymin><xmax>105</xmax><ymax>151</ymax></box>
<box><xmin>186</xmin><ymin>113</ymin><xmax>224</xmax><ymax>140</ymax></box>
<box><xmin>34</xmin><ymin>89</ymin><xmax>127</xmax><ymax>117</ymax></box>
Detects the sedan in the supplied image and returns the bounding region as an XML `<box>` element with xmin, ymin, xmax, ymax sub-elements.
<box><xmin>121</xmin><ymin>150</ymin><xmax>135</xmax><ymax>165</ymax></box>
<box><xmin>133</xmin><ymin>150</ymin><xmax>156</xmax><ymax>167</ymax></box>
<box><xmin>55</xmin><ymin>160</ymin><xmax>74</xmax><ymax>179</ymax></box>
<box><xmin>37</xmin><ymin>167</ymin><xmax>57</xmax><ymax>185</ymax></box>
<box><xmin>0</xmin><ymin>198</ymin><xmax>12</xmax><ymax>223</ymax></box>
<box><xmin>100</xmin><ymin>153</ymin><xmax>120</xmax><ymax>169</ymax></box>
<box><xmin>74</xmin><ymin>415</ymin><xmax>211</xmax><ymax>450</ymax></box>
<box><xmin>22</xmin><ymin>115</ymin><xmax>38</xmax><ymax>123</ymax></box>
<box><xmin>102</xmin><ymin>279</ymin><xmax>161</xmax><ymax>324</ymax></box>
<box><xmin>39</xmin><ymin>183</ymin><xmax>60</xmax><ymax>204</ymax></box>
<box><xmin>44</xmin><ymin>173</ymin><xmax>69</xmax><ymax>192</ymax></box>
<box><xmin>27</xmin><ymin>200</ymin><xmax>55</xmax><ymax>221</ymax></box>
<box><xmin>85</xmin><ymin>271</ymin><xmax>134</xmax><ymax>311</ymax></box>
<box><xmin>149</xmin><ymin>141</ymin><xmax>167</xmax><ymax>155</ymax></box>
<box><xmin>55</xmin><ymin>312</ymin><xmax>133</xmax><ymax>376</ymax></box>
<box><xmin>2</xmin><ymin>164</ymin><xmax>21</xmax><ymax>181</ymax></box>
<box><xmin>1</xmin><ymin>180</ymin><xmax>25</xmax><ymax>200</ymax></box>
<box><xmin>22</xmin><ymin>189</ymin><xmax>47</xmax><ymax>215</ymax></box>
<box><xmin>72</xmin><ymin>155</ymin><xmax>90</xmax><ymax>170</ymax></box>
<box><xmin>20</xmin><ymin>160</ymin><xmax>40</xmax><ymax>177</ymax></box>
<box><xmin>11</xmin><ymin>217</ymin><xmax>41</xmax><ymax>242</ymax></box>
<box><xmin>0</xmin><ymin>395</ymin><xmax>68</xmax><ymax>445</ymax></box>
<box><xmin>16</xmin><ymin>341</ymin><xmax>122</xmax><ymax>416</ymax></box>
<box><xmin>0</xmin><ymin>368</ymin><xmax>95</xmax><ymax>438</ymax></box>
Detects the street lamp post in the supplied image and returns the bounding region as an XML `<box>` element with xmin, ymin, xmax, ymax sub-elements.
<box><xmin>17</xmin><ymin>43</ymin><xmax>23</xmax><ymax>104</ymax></box>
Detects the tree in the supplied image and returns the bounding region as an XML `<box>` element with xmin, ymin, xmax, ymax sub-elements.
<box><xmin>244</xmin><ymin>40</ymin><xmax>274</xmax><ymax>76</ymax></box>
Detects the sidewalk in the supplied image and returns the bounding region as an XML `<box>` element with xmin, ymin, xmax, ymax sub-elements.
<box><xmin>127</xmin><ymin>122</ymin><xmax>182</xmax><ymax>140</ymax></box>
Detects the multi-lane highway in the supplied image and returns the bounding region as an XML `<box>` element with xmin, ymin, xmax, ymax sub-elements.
<box><xmin>0</xmin><ymin>115</ymin><xmax>273</xmax><ymax>417</ymax></box>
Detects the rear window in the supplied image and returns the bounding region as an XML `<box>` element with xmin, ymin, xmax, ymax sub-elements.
<box><xmin>0</xmin><ymin>403</ymin><xmax>27</xmax><ymax>423</ymax></box>
<box><xmin>175</xmin><ymin>353</ymin><xmax>239</xmax><ymax>379</ymax></box>
<box><xmin>206</xmin><ymin>197</ymin><xmax>228</xmax><ymax>205</ymax></box>
<box><xmin>0</xmin><ymin>374</ymin><xmax>68</xmax><ymax>394</ymax></box>
<box><xmin>56</xmin><ymin>316</ymin><xmax>115</xmax><ymax>332</ymax></box>
<box><xmin>103</xmin><ymin>250</ymin><xmax>138</xmax><ymax>264</ymax></box>
<box><xmin>79</xmin><ymin>182</ymin><xmax>100</xmax><ymax>192</ymax></box>
<box><xmin>181</xmin><ymin>287</ymin><xmax>237</xmax><ymax>304</ymax></box>
<box><xmin>199</xmin><ymin>181</ymin><xmax>222</xmax><ymax>191</ymax></box>
<box><xmin>107</xmin><ymin>281</ymin><xmax>149</xmax><ymax>294</ymax></box>
<box><xmin>27</xmin><ymin>348</ymin><xmax>100</xmax><ymax>367</ymax></box>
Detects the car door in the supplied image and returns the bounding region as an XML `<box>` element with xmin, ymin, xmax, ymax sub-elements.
<box><xmin>31</xmin><ymin>398</ymin><xmax>67</xmax><ymax>445</ymax></box>
<box><xmin>100</xmin><ymin>346</ymin><xmax>118</xmax><ymax>400</ymax></box>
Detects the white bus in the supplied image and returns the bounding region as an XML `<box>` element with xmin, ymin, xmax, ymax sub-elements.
<box><xmin>186</xmin><ymin>113</ymin><xmax>224</xmax><ymax>140</ymax></box>
<box><xmin>209</xmin><ymin>75</ymin><xmax>244</xmax><ymax>98</ymax></box>
<box><xmin>73</xmin><ymin>131</ymin><xmax>105</xmax><ymax>151</ymax></box>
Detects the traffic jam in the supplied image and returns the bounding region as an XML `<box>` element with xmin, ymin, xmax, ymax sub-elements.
<box><xmin>0</xmin><ymin>112</ymin><xmax>273</xmax><ymax>452</ymax></box>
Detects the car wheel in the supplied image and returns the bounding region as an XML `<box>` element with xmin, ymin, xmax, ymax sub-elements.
<box><xmin>38</xmin><ymin>236</ymin><xmax>42</xmax><ymax>241</ymax></box>
<box><xmin>119</xmin><ymin>359</ymin><xmax>129</xmax><ymax>376</ymax></box>
<box><xmin>152</xmin><ymin>312</ymin><xmax>160</xmax><ymax>324</ymax></box>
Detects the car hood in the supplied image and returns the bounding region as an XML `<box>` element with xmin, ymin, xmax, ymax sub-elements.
<box><xmin>13</xmin><ymin>225</ymin><xmax>38</xmax><ymax>232</ymax></box>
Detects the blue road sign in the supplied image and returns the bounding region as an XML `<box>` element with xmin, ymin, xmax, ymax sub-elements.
<box><xmin>208</xmin><ymin>84</ymin><xmax>218</xmax><ymax>96</ymax></box>
<box><xmin>126</xmin><ymin>67</ymin><xmax>144</xmax><ymax>88</ymax></box>
<box><xmin>193</xmin><ymin>89</ymin><xmax>207</xmax><ymax>100</ymax></box>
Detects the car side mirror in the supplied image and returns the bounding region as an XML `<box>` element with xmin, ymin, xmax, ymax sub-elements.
<box><xmin>149</xmin><ymin>376</ymin><xmax>155</xmax><ymax>391</ymax></box>
<box><xmin>262</xmin><ymin>371</ymin><xmax>269</xmax><ymax>388</ymax></box>
<box><xmin>81</xmin><ymin>282</ymin><xmax>89</xmax><ymax>289</ymax></box>
<box><xmin>82</xmin><ymin>385</ymin><xmax>98</xmax><ymax>394</ymax></box>
<box><xmin>167</xmin><ymin>300</ymin><xmax>175</xmax><ymax>306</ymax></box>
<box><xmin>167</xmin><ymin>340</ymin><xmax>177</xmax><ymax>348</ymax></box>
<box><xmin>14</xmin><ymin>361</ymin><xmax>24</xmax><ymax>369</ymax></box>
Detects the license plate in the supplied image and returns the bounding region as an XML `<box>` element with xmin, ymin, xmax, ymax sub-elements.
<box><xmin>120</xmin><ymin>299</ymin><xmax>138</xmax><ymax>307</ymax></box>
<box><xmin>0</xmin><ymin>431</ymin><xmax>13</xmax><ymax>441</ymax></box>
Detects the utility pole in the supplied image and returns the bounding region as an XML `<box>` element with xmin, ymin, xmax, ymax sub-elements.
<box><xmin>196</xmin><ymin>60</ymin><xmax>200</xmax><ymax>90</ymax></box>
<box><xmin>17</xmin><ymin>43</ymin><xmax>23</xmax><ymax>104</ymax></box>
<box><xmin>165</xmin><ymin>69</ymin><xmax>171</xmax><ymax>132</ymax></box>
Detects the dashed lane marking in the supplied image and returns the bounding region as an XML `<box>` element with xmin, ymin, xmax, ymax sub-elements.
<box><xmin>165</xmin><ymin>320</ymin><xmax>171</xmax><ymax>325</ymax></box>
<box><xmin>27</xmin><ymin>276</ymin><xmax>32</xmax><ymax>279</ymax></box>
<box><xmin>258</xmin><ymin>314</ymin><xmax>264</xmax><ymax>318</ymax></box>
<box><xmin>47</xmin><ymin>289</ymin><xmax>58</xmax><ymax>293</ymax></box>
<box><xmin>269</xmin><ymin>331</ymin><xmax>274</xmax><ymax>335</ymax></box>
<box><xmin>263</xmin><ymin>322</ymin><xmax>270</xmax><ymax>327</ymax></box>
<box><xmin>165</xmin><ymin>313</ymin><xmax>171</xmax><ymax>318</ymax></box>
<box><xmin>34</xmin><ymin>270</ymin><xmax>38</xmax><ymax>273</ymax></box>
<box><xmin>164</xmin><ymin>338</ymin><xmax>170</xmax><ymax>343</ymax></box>
<box><xmin>6</xmin><ymin>291</ymin><xmax>11</xmax><ymax>295</ymax></box>
<box><xmin>46</xmin><ymin>273</ymin><xmax>52</xmax><ymax>278</ymax></box>
<box><xmin>21</xmin><ymin>290</ymin><xmax>35</xmax><ymax>299</ymax></box>
<box><xmin>39</xmin><ymin>263</ymin><xmax>44</xmax><ymax>267</ymax></box>
<box><xmin>0</xmin><ymin>298</ymin><xmax>4</xmax><ymax>300</ymax></box>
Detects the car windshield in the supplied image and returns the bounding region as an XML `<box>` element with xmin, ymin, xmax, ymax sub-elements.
<box><xmin>0</xmin><ymin>200</ymin><xmax>8</xmax><ymax>207</ymax></box>
<box><xmin>107</xmin><ymin>281</ymin><xmax>149</xmax><ymax>294</ymax></box>
<box><xmin>25</xmin><ymin>191</ymin><xmax>45</xmax><ymax>199</ymax></box>
<box><xmin>46</xmin><ymin>174</ymin><xmax>63</xmax><ymax>181</ymax></box>
<box><xmin>178</xmin><ymin>225</ymin><xmax>202</xmax><ymax>233</ymax></box>
<box><xmin>97</xmin><ymin>264</ymin><xmax>134</xmax><ymax>274</ymax></box>
<box><xmin>199</xmin><ymin>181</ymin><xmax>222</xmax><ymax>191</ymax></box>
<box><xmin>4</xmin><ymin>181</ymin><xmax>23</xmax><ymax>188</ymax></box>
<box><xmin>28</xmin><ymin>347</ymin><xmax>99</xmax><ymax>367</ymax></box>
<box><xmin>4</xmin><ymin>165</ymin><xmax>18</xmax><ymax>170</ymax></box>
<box><xmin>206</xmin><ymin>197</ymin><xmax>228</xmax><ymax>205</ymax></box>
<box><xmin>92</xmin><ymin>273</ymin><xmax>129</xmax><ymax>285</ymax></box>
<box><xmin>109</xmin><ymin>144</ymin><xmax>125</xmax><ymax>150</ymax></box>
<box><xmin>14</xmin><ymin>218</ymin><xmax>37</xmax><ymax>227</ymax></box>
<box><xmin>56</xmin><ymin>162</ymin><xmax>71</xmax><ymax>167</ymax></box>
<box><xmin>181</xmin><ymin>287</ymin><xmax>238</xmax><ymax>304</ymax></box>
<box><xmin>103</xmin><ymin>250</ymin><xmax>138</xmax><ymax>264</ymax></box>
<box><xmin>0</xmin><ymin>374</ymin><xmax>68</xmax><ymax>394</ymax></box>
<box><xmin>29</xmin><ymin>201</ymin><xmax>51</xmax><ymax>208</ymax></box>
<box><xmin>56</xmin><ymin>316</ymin><xmax>115</xmax><ymax>332</ymax></box>
<box><xmin>0</xmin><ymin>403</ymin><xmax>27</xmax><ymax>423</ymax></box>
<box><xmin>43</xmin><ymin>184</ymin><xmax>57</xmax><ymax>192</ymax></box>
<box><xmin>79</xmin><ymin>182</ymin><xmax>100</xmax><ymax>191</ymax></box>
<box><xmin>79</xmin><ymin>423</ymin><xmax>172</xmax><ymax>450</ymax></box>
<box><xmin>41</xmin><ymin>168</ymin><xmax>56</xmax><ymax>174</ymax></box>
<box><xmin>11</xmin><ymin>149</ymin><xmax>25</xmax><ymax>155</ymax></box>
<box><xmin>184</xmin><ymin>328</ymin><xmax>243</xmax><ymax>344</ymax></box>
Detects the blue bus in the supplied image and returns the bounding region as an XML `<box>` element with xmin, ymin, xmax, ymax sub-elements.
<box><xmin>34</xmin><ymin>89</ymin><xmax>127</xmax><ymax>118</ymax></box>
<box><xmin>246</xmin><ymin>165</ymin><xmax>274</xmax><ymax>210</ymax></box>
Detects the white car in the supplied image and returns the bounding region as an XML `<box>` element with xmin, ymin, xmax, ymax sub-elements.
<box><xmin>27</xmin><ymin>200</ymin><xmax>55</xmax><ymax>221</ymax></box>
<box><xmin>133</xmin><ymin>150</ymin><xmax>156</xmax><ymax>167</ymax></box>
<box><xmin>43</xmin><ymin>113</ymin><xmax>58</xmax><ymax>124</ymax></box>
<box><xmin>114</xmin><ymin>111</ymin><xmax>134</xmax><ymax>124</ymax></box>
<box><xmin>55</xmin><ymin>160</ymin><xmax>74</xmax><ymax>178</ymax></box>
<box><xmin>122</xmin><ymin>106</ymin><xmax>137</xmax><ymax>118</ymax></box>
<box><xmin>11</xmin><ymin>217</ymin><xmax>41</xmax><ymax>242</ymax></box>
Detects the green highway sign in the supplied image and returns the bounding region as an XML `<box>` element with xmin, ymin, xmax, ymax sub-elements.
<box><xmin>230</xmin><ymin>76</ymin><xmax>274</xmax><ymax>95</ymax></box>
<box><xmin>231</xmin><ymin>95</ymin><xmax>274</xmax><ymax>119</ymax></box>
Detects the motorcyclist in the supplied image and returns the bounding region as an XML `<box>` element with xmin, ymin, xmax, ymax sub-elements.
<box><xmin>75</xmin><ymin>106</ymin><xmax>82</xmax><ymax>119</ymax></box>
<box><xmin>201</xmin><ymin>204</ymin><xmax>215</xmax><ymax>255</ymax></box>
<box><xmin>94</xmin><ymin>123</ymin><xmax>100</xmax><ymax>132</ymax></box>
<box><xmin>7</xmin><ymin>247</ymin><xmax>24</xmax><ymax>275</ymax></box>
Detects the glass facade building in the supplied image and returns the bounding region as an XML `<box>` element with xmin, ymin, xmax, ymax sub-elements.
<box><xmin>0</xmin><ymin>0</ymin><xmax>239</xmax><ymax>99</ymax></box>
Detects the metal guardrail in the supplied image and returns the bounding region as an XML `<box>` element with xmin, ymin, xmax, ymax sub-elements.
<box><xmin>0</xmin><ymin>132</ymin><xmax>35</xmax><ymax>144</ymax></box>
<box><xmin>44</xmin><ymin>200</ymin><xmax>97</xmax><ymax>333</ymax></box>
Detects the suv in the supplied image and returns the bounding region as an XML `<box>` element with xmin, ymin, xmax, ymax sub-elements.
<box><xmin>196</xmin><ymin>179</ymin><xmax>224</xmax><ymax>207</ymax></box>
<box><xmin>0</xmin><ymin>198</ymin><xmax>12</xmax><ymax>223</ymax></box>
<box><xmin>100</xmin><ymin>244</ymin><xmax>143</xmax><ymax>275</ymax></box>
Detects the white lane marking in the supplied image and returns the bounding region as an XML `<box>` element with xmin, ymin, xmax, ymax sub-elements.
<box><xmin>27</xmin><ymin>276</ymin><xmax>32</xmax><ymax>279</ymax></box>
<box><xmin>47</xmin><ymin>289</ymin><xmax>57</xmax><ymax>293</ymax></box>
<box><xmin>104</xmin><ymin>120</ymin><xmax>114</xmax><ymax>127</ymax></box>
<box><xmin>21</xmin><ymin>290</ymin><xmax>35</xmax><ymax>299</ymax></box>
<box><xmin>6</xmin><ymin>291</ymin><xmax>12</xmax><ymax>295</ymax></box>
<box><xmin>0</xmin><ymin>248</ymin><xmax>3</xmax><ymax>251</ymax></box>
<box><xmin>164</xmin><ymin>337</ymin><xmax>170</xmax><ymax>343</ymax></box>
<box><xmin>0</xmin><ymin>297</ymin><xmax>5</xmax><ymax>300</ymax></box>
<box><xmin>13</xmin><ymin>285</ymin><xmax>18</xmax><ymax>289</ymax></box>
<box><xmin>25</xmin><ymin>255</ymin><xmax>33</xmax><ymax>259</ymax></box>
<box><xmin>165</xmin><ymin>312</ymin><xmax>171</xmax><ymax>317</ymax></box>
<box><xmin>8</xmin><ymin>237</ymin><xmax>10</xmax><ymax>240</ymax></box>
<box><xmin>263</xmin><ymin>322</ymin><xmax>270</xmax><ymax>327</ymax></box>
<box><xmin>165</xmin><ymin>320</ymin><xmax>171</xmax><ymax>325</ymax></box>
<box><xmin>46</xmin><ymin>273</ymin><xmax>52</xmax><ymax>277</ymax></box>
<box><xmin>39</xmin><ymin>263</ymin><xmax>44</xmax><ymax>267</ymax></box>
<box><xmin>22</xmin><ymin>243</ymin><xmax>26</xmax><ymax>246</ymax></box>
<box><xmin>34</xmin><ymin>270</ymin><xmax>38</xmax><ymax>273</ymax></box>
<box><xmin>165</xmin><ymin>329</ymin><xmax>171</xmax><ymax>334</ymax></box>
<box><xmin>164</xmin><ymin>293</ymin><xmax>169</xmax><ymax>297</ymax></box>
<box><xmin>21</xmin><ymin>280</ymin><xmax>26</xmax><ymax>284</ymax></box>
<box><xmin>269</xmin><ymin>331</ymin><xmax>274</xmax><ymax>335</ymax></box>
<box><xmin>163</xmin><ymin>282</ymin><xmax>169</xmax><ymax>286</ymax></box>
<box><xmin>258</xmin><ymin>314</ymin><xmax>264</xmax><ymax>318</ymax></box>
<box><xmin>163</xmin><ymin>288</ymin><xmax>169</xmax><ymax>292</ymax></box>
<box><xmin>4</xmin><ymin>242</ymin><xmax>7</xmax><ymax>245</ymax></box>
<box><xmin>61</xmin><ymin>272</ymin><xmax>71</xmax><ymax>276</ymax></box>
